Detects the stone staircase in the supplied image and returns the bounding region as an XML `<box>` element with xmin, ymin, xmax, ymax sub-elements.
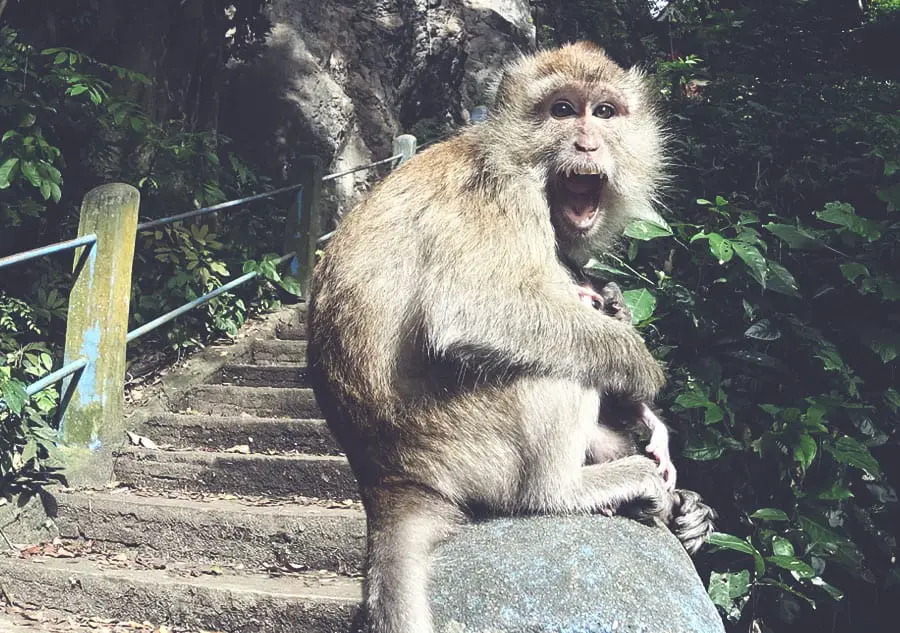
<box><xmin>0</xmin><ymin>302</ymin><xmax>366</xmax><ymax>632</ymax></box>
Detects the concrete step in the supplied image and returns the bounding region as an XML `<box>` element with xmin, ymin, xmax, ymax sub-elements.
<box><xmin>52</xmin><ymin>490</ymin><xmax>365</xmax><ymax>573</ymax></box>
<box><xmin>0</xmin><ymin>555</ymin><xmax>361</xmax><ymax>633</ymax></box>
<box><xmin>219</xmin><ymin>363</ymin><xmax>309</xmax><ymax>388</ymax></box>
<box><xmin>114</xmin><ymin>448</ymin><xmax>359</xmax><ymax>499</ymax></box>
<box><xmin>275</xmin><ymin>314</ymin><xmax>307</xmax><ymax>341</ymax></box>
<box><xmin>251</xmin><ymin>339</ymin><xmax>307</xmax><ymax>365</ymax></box>
<box><xmin>178</xmin><ymin>385</ymin><xmax>320</xmax><ymax>418</ymax></box>
<box><xmin>136</xmin><ymin>413</ymin><xmax>340</xmax><ymax>454</ymax></box>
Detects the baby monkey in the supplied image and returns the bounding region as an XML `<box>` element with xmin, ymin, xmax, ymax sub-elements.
<box><xmin>578</xmin><ymin>281</ymin><xmax>676</xmax><ymax>490</ymax></box>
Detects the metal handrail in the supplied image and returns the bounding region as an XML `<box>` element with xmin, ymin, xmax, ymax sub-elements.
<box><xmin>0</xmin><ymin>148</ymin><xmax>402</xmax><ymax>413</ymax></box>
<box><xmin>0</xmin><ymin>357</ymin><xmax>87</xmax><ymax>412</ymax></box>
<box><xmin>136</xmin><ymin>183</ymin><xmax>307</xmax><ymax>231</ymax></box>
<box><xmin>137</xmin><ymin>152</ymin><xmax>403</xmax><ymax>232</ymax></box>
<box><xmin>0</xmin><ymin>234</ymin><xmax>97</xmax><ymax>271</ymax></box>
<box><xmin>126</xmin><ymin>252</ymin><xmax>295</xmax><ymax>343</ymax></box>
<box><xmin>322</xmin><ymin>153</ymin><xmax>402</xmax><ymax>182</ymax></box>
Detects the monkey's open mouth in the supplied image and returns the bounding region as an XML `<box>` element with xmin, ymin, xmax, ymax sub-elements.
<box><xmin>551</xmin><ymin>172</ymin><xmax>607</xmax><ymax>233</ymax></box>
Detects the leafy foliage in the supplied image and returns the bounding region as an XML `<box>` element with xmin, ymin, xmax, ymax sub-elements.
<box><xmin>0</xmin><ymin>21</ymin><xmax>293</xmax><ymax>493</ymax></box>
<box><xmin>557</xmin><ymin>1</ymin><xmax>900</xmax><ymax>630</ymax></box>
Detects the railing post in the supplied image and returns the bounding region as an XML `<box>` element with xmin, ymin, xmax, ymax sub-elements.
<box><xmin>59</xmin><ymin>183</ymin><xmax>140</xmax><ymax>486</ymax></box>
<box><xmin>392</xmin><ymin>134</ymin><xmax>417</xmax><ymax>166</ymax></box>
<box><xmin>285</xmin><ymin>156</ymin><xmax>324</xmax><ymax>300</ymax></box>
<box><xmin>469</xmin><ymin>105</ymin><xmax>489</xmax><ymax>124</ymax></box>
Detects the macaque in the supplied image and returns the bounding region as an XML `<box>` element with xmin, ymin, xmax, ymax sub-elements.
<box><xmin>577</xmin><ymin>281</ymin><xmax>676</xmax><ymax>489</ymax></box>
<box><xmin>307</xmin><ymin>42</ymin><xmax>714</xmax><ymax>633</ymax></box>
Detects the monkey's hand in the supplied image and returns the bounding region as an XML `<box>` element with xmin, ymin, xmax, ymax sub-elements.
<box><xmin>645</xmin><ymin>423</ymin><xmax>676</xmax><ymax>491</ymax></box>
<box><xmin>598</xmin><ymin>282</ymin><xmax>632</xmax><ymax>323</ymax></box>
<box><xmin>577</xmin><ymin>283</ymin><xmax>603</xmax><ymax>308</ymax></box>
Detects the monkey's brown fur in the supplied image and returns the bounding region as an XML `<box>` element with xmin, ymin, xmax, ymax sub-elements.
<box><xmin>308</xmin><ymin>42</ymin><xmax>714</xmax><ymax>633</ymax></box>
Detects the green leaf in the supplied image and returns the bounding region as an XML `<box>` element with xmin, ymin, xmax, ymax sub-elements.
<box><xmin>877</xmin><ymin>182</ymin><xmax>900</xmax><ymax>212</ymax></box>
<box><xmin>840</xmin><ymin>262</ymin><xmax>869</xmax><ymax>283</ymax></box>
<box><xmin>709</xmin><ymin>533</ymin><xmax>766</xmax><ymax>576</ymax></box>
<box><xmin>708</xmin><ymin>233</ymin><xmax>734</xmax><ymax>263</ymax></box>
<box><xmin>624</xmin><ymin>218</ymin><xmax>673</xmax><ymax>241</ymax></box>
<box><xmin>733</xmin><ymin>242</ymin><xmax>767</xmax><ymax>287</ymax></box>
<box><xmin>2</xmin><ymin>130</ymin><xmax>18</xmax><ymax>143</ymax></box>
<box><xmin>767</xmin><ymin>556</ymin><xmax>815</xmax><ymax>578</ymax></box>
<box><xmin>763</xmin><ymin>223</ymin><xmax>826</xmax><ymax>250</ymax></box>
<box><xmin>824</xmin><ymin>436</ymin><xmax>881</xmax><ymax>477</ymax></box>
<box><xmin>704</xmin><ymin>403</ymin><xmax>724</xmax><ymax>424</ymax></box>
<box><xmin>766</xmin><ymin>261</ymin><xmax>800</xmax><ymax>297</ymax></box>
<box><xmin>1</xmin><ymin>379</ymin><xmax>28</xmax><ymax>414</ymax></box>
<box><xmin>708</xmin><ymin>532</ymin><xmax>757</xmax><ymax>555</ymax></box>
<box><xmin>860</xmin><ymin>329</ymin><xmax>899</xmax><ymax>364</ymax></box>
<box><xmin>21</xmin><ymin>439</ymin><xmax>38</xmax><ymax>464</ymax></box>
<box><xmin>750</xmin><ymin>508</ymin><xmax>790</xmax><ymax>522</ymax></box>
<box><xmin>744</xmin><ymin>319</ymin><xmax>780</xmax><ymax>341</ymax></box>
<box><xmin>622</xmin><ymin>289</ymin><xmax>656</xmax><ymax>323</ymax></box>
<box><xmin>793</xmin><ymin>434</ymin><xmax>817</xmax><ymax>471</ymax></box>
<box><xmin>815</xmin><ymin>484</ymin><xmax>854</xmax><ymax>501</ymax></box>
<box><xmin>696</xmin><ymin>198</ymin><xmax>713</xmax><ymax>206</ymax></box>
<box><xmin>715</xmin><ymin>195</ymin><xmax>728</xmax><ymax>207</ymax></box>
<box><xmin>20</xmin><ymin>161</ymin><xmax>41</xmax><ymax>187</ymax></box>
<box><xmin>810</xmin><ymin>576</ymin><xmax>844</xmax><ymax>600</ymax></box>
<box><xmin>49</xmin><ymin>182</ymin><xmax>62</xmax><ymax>203</ymax></box>
<box><xmin>583</xmin><ymin>259</ymin><xmax>628</xmax><ymax>278</ymax></box>
<box><xmin>68</xmin><ymin>84</ymin><xmax>89</xmax><ymax>96</ymax></box>
<box><xmin>676</xmin><ymin>391</ymin><xmax>711</xmax><ymax>409</ymax></box>
<box><xmin>771</xmin><ymin>535</ymin><xmax>795</xmax><ymax>556</ymax></box>
<box><xmin>816</xmin><ymin>202</ymin><xmax>882</xmax><ymax>241</ymax></box>
<box><xmin>53</xmin><ymin>51</ymin><xmax>67</xmax><ymax>64</ymax></box>
<box><xmin>39</xmin><ymin>180</ymin><xmax>51</xmax><ymax>200</ymax></box>
<box><xmin>708</xmin><ymin>570</ymin><xmax>751</xmax><ymax>621</ymax></box>
<box><xmin>885</xmin><ymin>388</ymin><xmax>900</xmax><ymax>414</ymax></box>
<box><xmin>0</xmin><ymin>157</ymin><xmax>20</xmax><ymax>189</ymax></box>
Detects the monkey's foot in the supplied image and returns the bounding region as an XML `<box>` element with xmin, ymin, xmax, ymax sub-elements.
<box><xmin>670</xmin><ymin>489</ymin><xmax>716</xmax><ymax>555</ymax></box>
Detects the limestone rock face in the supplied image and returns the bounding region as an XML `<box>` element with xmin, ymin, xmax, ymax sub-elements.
<box><xmin>226</xmin><ymin>0</ymin><xmax>534</xmax><ymax>220</ymax></box>
<box><xmin>430</xmin><ymin>515</ymin><xmax>725</xmax><ymax>633</ymax></box>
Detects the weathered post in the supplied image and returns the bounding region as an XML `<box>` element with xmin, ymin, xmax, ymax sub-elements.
<box><xmin>59</xmin><ymin>183</ymin><xmax>140</xmax><ymax>485</ymax></box>
<box><xmin>285</xmin><ymin>156</ymin><xmax>324</xmax><ymax>299</ymax></box>
<box><xmin>392</xmin><ymin>134</ymin><xmax>417</xmax><ymax>166</ymax></box>
<box><xmin>469</xmin><ymin>105</ymin><xmax>489</xmax><ymax>124</ymax></box>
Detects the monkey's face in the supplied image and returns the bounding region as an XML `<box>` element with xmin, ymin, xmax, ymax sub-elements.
<box><xmin>488</xmin><ymin>43</ymin><xmax>666</xmax><ymax>257</ymax></box>
<box><xmin>540</xmin><ymin>83</ymin><xmax>627</xmax><ymax>242</ymax></box>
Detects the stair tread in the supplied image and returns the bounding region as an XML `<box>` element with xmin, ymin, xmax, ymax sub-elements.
<box><xmin>58</xmin><ymin>487</ymin><xmax>363</xmax><ymax>518</ymax></box>
<box><xmin>117</xmin><ymin>446</ymin><xmax>346</xmax><ymax>463</ymax></box>
<box><xmin>0</xmin><ymin>554</ymin><xmax>360</xmax><ymax>633</ymax></box>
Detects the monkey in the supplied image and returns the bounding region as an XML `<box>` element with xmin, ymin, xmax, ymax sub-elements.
<box><xmin>575</xmin><ymin>280</ymin><xmax>676</xmax><ymax>489</ymax></box>
<box><xmin>307</xmin><ymin>42</ymin><xmax>715</xmax><ymax>633</ymax></box>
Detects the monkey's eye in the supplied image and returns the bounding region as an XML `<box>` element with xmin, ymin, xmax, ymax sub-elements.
<box><xmin>593</xmin><ymin>103</ymin><xmax>617</xmax><ymax>119</ymax></box>
<box><xmin>550</xmin><ymin>100</ymin><xmax>577</xmax><ymax>118</ymax></box>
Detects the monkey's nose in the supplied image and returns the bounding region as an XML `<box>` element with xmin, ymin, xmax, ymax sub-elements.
<box><xmin>574</xmin><ymin>140</ymin><xmax>600</xmax><ymax>153</ymax></box>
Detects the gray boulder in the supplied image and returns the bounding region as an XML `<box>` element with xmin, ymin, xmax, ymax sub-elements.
<box><xmin>430</xmin><ymin>515</ymin><xmax>724</xmax><ymax>633</ymax></box>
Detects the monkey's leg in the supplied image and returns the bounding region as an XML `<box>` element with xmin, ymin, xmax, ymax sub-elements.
<box><xmin>364</xmin><ymin>486</ymin><xmax>464</xmax><ymax>633</ymax></box>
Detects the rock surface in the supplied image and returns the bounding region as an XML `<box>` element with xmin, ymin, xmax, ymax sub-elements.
<box><xmin>431</xmin><ymin>515</ymin><xmax>724</xmax><ymax>633</ymax></box>
<box><xmin>224</xmin><ymin>0</ymin><xmax>535</xmax><ymax>221</ymax></box>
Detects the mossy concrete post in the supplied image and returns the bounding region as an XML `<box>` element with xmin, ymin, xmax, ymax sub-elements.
<box><xmin>285</xmin><ymin>156</ymin><xmax>324</xmax><ymax>300</ymax></box>
<box><xmin>392</xmin><ymin>134</ymin><xmax>417</xmax><ymax>166</ymax></box>
<box><xmin>59</xmin><ymin>183</ymin><xmax>140</xmax><ymax>486</ymax></box>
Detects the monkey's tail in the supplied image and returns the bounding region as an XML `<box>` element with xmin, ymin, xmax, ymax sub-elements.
<box><xmin>363</xmin><ymin>485</ymin><xmax>464</xmax><ymax>633</ymax></box>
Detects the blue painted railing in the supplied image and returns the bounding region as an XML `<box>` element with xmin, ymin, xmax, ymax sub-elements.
<box><xmin>0</xmin><ymin>134</ymin><xmax>417</xmax><ymax>482</ymax></box>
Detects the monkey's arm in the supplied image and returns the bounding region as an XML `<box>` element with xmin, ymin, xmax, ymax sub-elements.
<box><xmin>423</xmin><ymin>266</ymin><xmax>664</xmax><ymax>402</ymax></box>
